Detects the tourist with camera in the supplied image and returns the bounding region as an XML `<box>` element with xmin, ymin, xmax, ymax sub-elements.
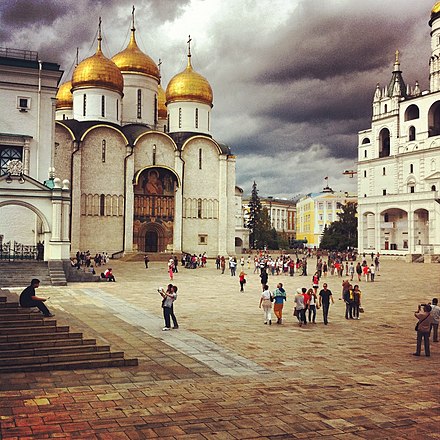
<box><xmin>414</xmin><ymin>304</ymin><xmax>432</xmax><ymax>357</ymax></box>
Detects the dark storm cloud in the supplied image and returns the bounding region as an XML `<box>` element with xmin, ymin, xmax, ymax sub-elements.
<box><xmin>0</xmin><ymin>0</ymin><xmax>65</xmax><ymax>27</ymax></box>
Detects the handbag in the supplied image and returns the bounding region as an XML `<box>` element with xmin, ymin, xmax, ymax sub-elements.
<box><xmin>359</xmin><ymin>307</ymin><xmax>364</xmax><ymax>313</ymax></box>
<box><xmin>293</xmin><ymin>309</ymin><xmax>298</xmax><ymax>317</ymax></box>
<box><xmin>415</xmin><ymin>314</ymin><xmax>428</xmax><ymax>331</ymax></box>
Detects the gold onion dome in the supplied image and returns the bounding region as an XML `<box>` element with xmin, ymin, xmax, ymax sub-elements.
<box><xmin>72</xmin><ymin>36</ymin><xmax>124</xmax><ymax>94</ymax></box>
<box><xmin>157</xmin><ymin>83</ymin><xmax>167</xmax><ymax>118</ymax></box>
<box><xmin>433</xmin><ymin>2</ymin><xmax>440</xmax><ymax>14</ymax></box>
<box><xmin>56</xmin><ymin>81</ymin><xmax>73</xmax><ymax>109</ymax></box>
<box><xmin>112</xmin><ymin>29</ymin><xmax>160</xmax><ymax>80</ymax></box>
<box><xmin>166</xmin><ymin>56</ymin><xmax>213</xmax><ymax>107</ymax></box>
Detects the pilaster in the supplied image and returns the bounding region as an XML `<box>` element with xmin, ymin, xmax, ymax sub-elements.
<box><xmin>173</xmin><ymin>150</ymin><xmax>183</xmax><ymax>253</ymax></box>
<box><xmin>124</xmin><ymin>147</ymin><xmax>134</xmax><ymax>252</ymax></box>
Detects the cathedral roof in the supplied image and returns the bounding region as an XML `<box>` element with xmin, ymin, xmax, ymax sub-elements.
<box><xmin>56</xmin><ymin>81</ymin><xmax>73</xmax><ymax>109</ymax></box>
<box><xmin>112</xmin><ymin>29</ymin><xmax>160</xmax><ymax>80</ymax></box>
<box><xmin>71</xmin><ymin>22</ymin><xmax>124</xmax><ymax>94</ymax></box>
<box><xmin>430</xmin><ymin>2</ymin><xmax>440</xmax><ymax>25</ymax></box>
<box><xmin>166</xmin><ymin>53</ymin><xmax>213</xmax><ymax>107</ymax></box>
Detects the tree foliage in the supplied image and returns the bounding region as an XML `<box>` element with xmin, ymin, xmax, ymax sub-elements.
<box><xmin>247</xmin><ymin>181</ymin><xmax>262</xmax><ymax>249</ymax></box>
<box><xmin>319</xmin><ymin>202</ymin><xmax>358</xmax><ymax>251</ymax></box>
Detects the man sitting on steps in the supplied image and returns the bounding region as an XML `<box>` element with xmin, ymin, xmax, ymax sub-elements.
<box><xmin>19</xmin><ymin>278</ymin><xmax>54</xmax><ymax>317</ymax></box>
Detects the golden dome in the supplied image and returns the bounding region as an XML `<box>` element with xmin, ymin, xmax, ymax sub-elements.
<box><xmin>157</xmin><ymin>83</ymin><xmax>167</xmax><ymax>118</ymax></box>
<box><xmin>112</xmin><ymin>29</ymin><xmax>160</xmax><ymax>80</ymax></box>
<box><xmin>56</xmin><ymin>81</ymin><xmax>73</xmax><ymax>109</ymax></box>
<box><xmin>433</xmin><ymin>2</ymin><xmax>440</xmax><ymax>14</ymax></box>
<box><xmin>72</xmin><ymin>38</ymin><xmax>124</xmax><ymax>94</ymax></box>
<box><xmin>166</xmin><ymin>56</ymin><xmax>213</xmax><ymax>107</ymax></box>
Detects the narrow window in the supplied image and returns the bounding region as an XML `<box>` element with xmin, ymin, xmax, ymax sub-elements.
<box><xmin>101</xmin><ymin>95</ymin><xmax>105</xmax><ymax>117</ymax></box>
<box><xmin>154</xmin><ymin>95</ymin><xmax>157</xmax><ymax>124</ymax></box>
<box><xmin>410</xmin><ymin>163</ymin><xmax>414</xmax><ymax>173</ymax></box>
<box><xmin>116</xmin><ymin>100</ymin><xmax>119</xmax><ymax>120</ymax></box>
<box><xmin>137</xmin><ymin>89</ymin><xmax>142</xmax><ymax>119</ymax></box>
<box><xmin>197</xmin><ymin>199</ymin><xmax>202</xmax><ymax>218</ymax></box>
<box><xmin>384</xmin><ymin>213</ymin><xmax>389</xmax><ymax>222</ymax></box>
<box><xmin>364</xmin><ymin>150</ymin><xmax>367</xmax><ymax>158</ymax></box>
<box><xmin>83</xmin><ymin>94</ymin><xmax>86</xmax><ymax>116</ymax></box>
<box><xmin>410</xmin><ymin>186</ymin><xmax>415</xmax><ymax>193</ymax></box>
<box><xmin>100</xmin><ymin>194</ymin><xmax>105</xmax><ymax>216</ymax></box>
<box><xmin>195</xmin><ymin>108</ymin><xmax>199</xmax><ymax>128</ymax></box>
<box><xmin>384</xmin><ymin>104</ymin><xmax>388</xmax><ymax>113</ymax></box>
<box><xmin>152</xmin><ymin>144</ymin><xmax>156</xmax><ymax>165</ymax></box>
<box><xmin>432</xmin><ymin>185</ymin><xmax>437</xmax><ymax>191</ymax></box>
<box><xmin>179</xmin><ymin>108</ymin><xmax>182</xmax><ymax>128</ymax></box>
<box><xmin>199</xmin><ymin>148</ymin><xmax>202</xmax><ymax>170</ymax></box>
<box><xmin>383</xmin><ymin>189</ymin><xmax>387</xmax><ymax>196</ymax></box>
<box><xmin>102</xmin><ymin>140</ymin><xmax>106</xmax><ymax>163</ymax></box>
<box><xmin>409</xmin><ymin>126</ymin><xmax>416</xmax><ymax>141</ymax></box>
<box><xmin>382</xmin><ymin>167</ymin><xmax>386</xmax><ymax>176</ymax></box>
<box><xmin>363</xmin><ymin>170</ymin><xmax>367</xmax><ymax>178</ymax></box>
<box><xmin>167</xmin><ymin>114</ymin><xmax>170</xmax><ymax>132</ymax></box>
<box><xmin>208</xmin><ymin>112</ymin><xmax>210</xmax><ymax>131</ymax></box>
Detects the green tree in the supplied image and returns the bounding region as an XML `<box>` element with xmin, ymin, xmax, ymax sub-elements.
<box><xmin>319</xmin><ymin>202</ymin><xmax>358</xmax><ymax>251</ymax></box>
<box><xmin>247</xmin><ymin>181</ymin><xmax>262</xmax><ymax>249</ymax></box>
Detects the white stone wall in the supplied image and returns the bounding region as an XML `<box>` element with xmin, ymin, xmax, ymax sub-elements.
<box><xmin>73</xmin><ymin>88</ymin><xmax>122</xmax><ymax>124</ymax></box>
<box><xmin>167</xmin><ymin>101</ymin><xmax>211</xmax><ymax>134</ymax></box>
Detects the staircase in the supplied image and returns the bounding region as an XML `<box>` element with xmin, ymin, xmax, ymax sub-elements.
<box><xmin>48</xmin><ymin>260</ymin><xmax>67</xmax><ymax>286</ymax></box>
<box><xmin>0</xmin><ymin>292</ymin><xmax>138</xmax><ymax>372</ymax></box>
<box><xmin>0</xmin><ymin>261</ymin><xmax>51</xmax><ymax>287</ymax></box>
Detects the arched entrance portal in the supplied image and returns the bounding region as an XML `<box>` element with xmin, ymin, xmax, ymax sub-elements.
<box><xmin>133</xmin><ymin>167</ymin><xmax>178</xmax><ymax>253</ymax></box>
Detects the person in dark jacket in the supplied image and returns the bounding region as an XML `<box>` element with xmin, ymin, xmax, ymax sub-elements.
<box><xmin>19</xmin><ymin>279</ymin><xmax>54</xmax><ymax>317</ymax></box>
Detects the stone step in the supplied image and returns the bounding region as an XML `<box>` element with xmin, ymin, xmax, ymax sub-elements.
<box><xmin>0</xmin><ymin>357</ymin><xmax>138</xmax><ymax>373</ymax></box>
<box><xmin>0</xmin><ymin>350</ymin><xmax>124</xmax><ymax>366</ymax></box>
<box><xmin>0</xmin><ymin>318</ymin><xmax>56</xmax><ymax>328</ymax></box>
<box><xmin>0</xmin><ymin>344</ymin><xmax>111</xmax><ymax>359</ymax></box>
<box><xmin>0</xmin><ymin>312</ymin><xmax>45</xmax><ymax>320</ymax></box>
<box><xmin>0</xmin><ymin>331</ymin><xmax>82</xmax><ymax>343</ymax></box>
<box><xmin>0</xmin><ymin>338</ymin><xmax>97</xmax><ymax>351</ymax></box>
<box><xmin>0</xmin><ymin>302</ymin><xmax>20</xmax><ymax>309</ymax></box>
<box><xmin>0</xmin><ymin>325</ymin><xmax>69</xmax><ymax>336</ymax></box>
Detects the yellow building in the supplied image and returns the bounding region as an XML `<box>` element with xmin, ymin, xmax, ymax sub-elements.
<box><xmin>296</xmin><ymin>187</ymin><xmax>357</xmax><ymax>248</ymax></box>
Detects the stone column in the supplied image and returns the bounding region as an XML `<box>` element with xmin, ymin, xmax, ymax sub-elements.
<box><xmin>407</xmin><ymin>208</ymin><xmax>414</xmax><ymax>253</ymax></box>
<box><xmin>375</xmin><ymin>206</ymin><xmax>381</xmax><ymax>253</ymax></box>
<box><xmin>70</xmin><ymin>141</ymin><xmax>82</xmax><ymax>251</ymax></box>
<box><xmin>23</xmin><ymin>139</ymin><xmax>30</xmax><ymax>175</ymax></box>
<box><xmin>51</xmin><ymin>178</ymin><xmax>62</xmax><ymax>241</ymax></box>
<box><xmin>61</xmin><ymin>179</ymin><xmax>70</xmax><ymax>242</ymax></box>
<box><xmin>173</xmin><ymin>151</ymin><xmax>183</xmax><ymax>253</ymax></box>
<box><xmin>217</xmin><ymin>155</ymin><xmax>228</xmax><ymax>255</ymax></box>
<box><xmin>124</xmin><ymin>147</ymin><xmax>134</xmax><ymax>252</ymax></box>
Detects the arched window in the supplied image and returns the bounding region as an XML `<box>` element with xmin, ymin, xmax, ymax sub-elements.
<box><xmin>379</xmin><ymin>128</ymin><xmax>391</xmax><ymax>157</ymax></box>
<box><xmin>178</xmin><ymin>108</ymin><xmax>182</xmax><ymax>128</ymax></box>
<box><xmin>362</xmin><ymin>138</ymin><xmax>370</xmax><ymax>144</ymax></box>
<box><xmin>154</xmin><ymin>95</ymin><xmax>158</xmax><ymax>124</ymax></box>
<box><xmin>432</xmin><ymin>185</ymin><xmax>437</xmax><ymax>191</ymax></box>
<box><xmin>195</xmin><ymin>108</ymin><xmax>199</xmax><ymax>128</ymax></box>
<box><xmin>137</xmin><ymin>89</ymin><xmax>142</xmax><ymax>119</ymax></box>
<box><xmin>101</xmin><ymin>140</ymin><xmax>106</xmax><ymax>163</ymax></box>
<box><xmin>382</xmin><ymin>167</ymin><xmax>386</xmax><ymax>176</ymax></box>
<box><xmin>428</xmin><ymin>101</ymin><xmax>440</xmax><ymax>136</ymax></box>
<box><xmin>83</xmin><ymin>94</ymin><xmax>86</xmax><ymax>116</ymax></box>
<box><xmin>409</xmin><ymin>126</ymin><xmax>416</xmax><ymax>141</ymax></box>
<box><xmin>101</xmin><ymin>95</ymin><xmax>105</xmax><ymax>117</ymax></box>
<box><xmin>167</xmin><ymin>114</ymin><xmax>170</xmax><ymax>132</ymax></box>
<box><xmin>364</xmin><ymin>150</ymin><xmax>367</xmax><ymax>158</ymax></box>
<box><xmin>404</xmin><ymin>104</ymin><xmax>420</xmax><ymax>121</ymax></box>
<box><xmin>384</xmin><ymin>213</ymin><xmax>389</xmax><ymax>222</ymax></box>
<box><xmin>100</xmin><ymin>194</ymin><xmax>105</xmax><ymax>216</ymax></box>
<box><xmin>197</xmin><ymin>198</ymin><xmax>202</xmax><ymax>218</ymax></box>
<box><xmin>363</xmin><ymin>170</ymin><xmax>367</xmax><ymax>178</ymax></box>
<box><xmin>410</xmin><ymin>163</ymin><xmax>414</xmax><ymax>173</ymax></box>
<box><xmin>384</xmin><ymin>104</ymin><xmax>388</xmax><ymax>113</ymax></box>
<box><xmin>199</xmin><ymin>148</ymin><xmax>202</xmax><ymax>170</ymax></box>
<box><xmin>116</xmin><ymin>100</ymin><xmax>119</xmax><ymax>120</ymax></box>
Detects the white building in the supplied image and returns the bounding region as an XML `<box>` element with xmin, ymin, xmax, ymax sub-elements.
<box><xmin>0</xmin><ymin>48</ymin><xmax>70</xmax><ymax>261</ymax></box>
<box><xmin>53</xmin><ymin>16</ymin><xmax>236</xmax><ymax>256</ymax></box>
<box><xmin>357</xmin><ymin>3</ymin><xmax>440</xmax><ymax>258</ymax></box>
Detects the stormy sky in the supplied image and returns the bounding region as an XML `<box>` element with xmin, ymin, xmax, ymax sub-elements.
<box><xmin>0</xmin><ymin>0</ymin><xmax>435</xmax><ymax>198</ymax></box>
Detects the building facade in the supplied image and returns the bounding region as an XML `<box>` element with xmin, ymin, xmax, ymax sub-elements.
<box><xmin>357</xmin><ymin>3</ymin><xmax>440</xmax><ymax>257</ymax></box>
<box><xmin>0</xmin><ymin>48</ymin><xmax>70</xmax><ymax>261</ymax></box>
<box><xmin>296</xmin><ymin>188</ymin><xmax>357</xmax><ymax>248</ymax></box>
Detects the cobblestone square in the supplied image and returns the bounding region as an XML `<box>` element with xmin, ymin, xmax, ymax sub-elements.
<box><xmin>1</xmin><ymin>257</ymin><xmax>439</xmax><ymax>439</ymax></box>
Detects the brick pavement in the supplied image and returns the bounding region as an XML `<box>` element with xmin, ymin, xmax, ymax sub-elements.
<box><xmin>0</xmin><ymin>257</ymin><xmax>439</xmax><ymax>439</ymax></box>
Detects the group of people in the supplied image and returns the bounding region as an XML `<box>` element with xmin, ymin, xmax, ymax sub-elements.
<box><xmin>413</xmin><ymin>298</ymin><xmax>439</xmax><ymax>357</ymax></box>
<box><xmin>259</xmin><ymin>281</ymin><xmax>336</xmax><ymax>326</ymax></box>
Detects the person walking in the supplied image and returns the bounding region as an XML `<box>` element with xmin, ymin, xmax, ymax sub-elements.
<box><xmin>352</xmin><ymin>285</ymin><xmax>362</xmax><ymax>319</ymax></box>
<box><xmin>294</xmin><ymin>288</ymin><xmax>306</xmax><ymax>327</ymax></box>
<box><xmin>19</xmin><ymin>279</ymin><xmax>54</xmax><ymax>317</ymax></box>
<box><xmin>307</xmin><ymin>288</ymin><xmax>318</xmax><ymax>324</ymax></box>
<box><xmin>273</xmin><ymin>282</ymin><xmax>287</xmax><ymax>324</ymax></box>
<box><xmin>259</xmin><ymin>284</ymin><xmax>273</xmax><ymax>325</ymax></box>
<box><xmin>239</xmin><ymin>270</ymin><xmax>247</xmax><ymax>292</ymax></box>
<box><xmin>414</xmin><ymin>304</ymin><xmax>432</xmax><ymax>356</ymax></box>
<box><xmin>369</xmin><ymin>264</ymin><xmax>375</xmax><ymax>282</ymax></box>
<box><xmin>356</xmin><ymin>262</ymin><xmax>362</xmax><ymax>282</ymax></box>
<box><xmin>159</xmin><ymin>284</ymin><xmax>179</xmax><ymax>331</ymax></box>
<box><xmin>430</xmin><ymin>298</ymin><xmax>439</xmax><ymax>342</ymax></box>
<box><xmin>168</xmin><ymin>258</ymin><xmax>174</xmax><ymax>281</ymax></box>
<box><xmin>220</xmin><ymin>256</ymin><xmax>226</xmax><ymax>274</ymax></box>
<box><xmin>144</xmin><ymin>255</ymin><xmax>149</xmax><ymax>269</ymax></box>
<box><xmin>318</xmin><ymin>283</ymin><xmax>334</xmax><ymax>325</ymax></box>
<box><xmin>260</xmin><ymin>268</ymin><xmax>269</xmax><ymax>290</ymax></box>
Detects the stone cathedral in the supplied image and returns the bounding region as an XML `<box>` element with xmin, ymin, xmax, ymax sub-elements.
<box><xmin>54</xmin><ymin>16</ymin><xmax>236</xmax><ymax>256</ymax></box>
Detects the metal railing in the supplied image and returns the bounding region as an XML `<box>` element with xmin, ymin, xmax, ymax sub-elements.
<box><xmin>0</xmin><ymin>47</ymin><xmax>38</xmax><ymax>61</ymax></box>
